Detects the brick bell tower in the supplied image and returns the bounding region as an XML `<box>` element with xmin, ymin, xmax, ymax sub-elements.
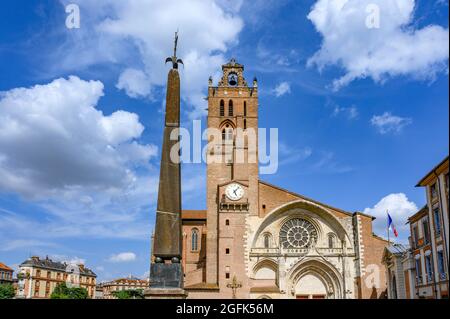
<box><xmin>205</xmin><ymin>58</ymin><xmax>259</xmax><ymax>298</ymax></box>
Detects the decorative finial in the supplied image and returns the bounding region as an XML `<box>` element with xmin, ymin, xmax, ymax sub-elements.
<box><xmin>165</xmin><ymin>31</ymin><xmax>184</xmax><ymax>69</ymax></box>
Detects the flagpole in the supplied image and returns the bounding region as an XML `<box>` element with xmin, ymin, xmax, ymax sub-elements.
<box><xmin>387</xmin><ymin>210</ymin><xmax>390</xmax><ymax>245</ymax></box>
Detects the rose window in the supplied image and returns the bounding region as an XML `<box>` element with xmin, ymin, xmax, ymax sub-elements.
<box><xmin>279</xmin><ymin>218</ymin><xmax>318</xmax><ymax>248</ymax></box>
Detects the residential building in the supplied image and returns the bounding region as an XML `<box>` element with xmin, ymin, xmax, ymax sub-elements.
<box><xmin>17</xmin><ymin>256</ymin><xmax>97</xmax><ymax>299</ymax></box>
<box><xmin>100</xmin><ymin>275</ymin><xmax>149</xmax><ymax>299</ymax></box>
<box><xmin>0</xmin><ymin>262</ymin><xmax>14</xmax><ymax>285</ymax></box>
<box><xmin>414</xmin><ymin>156</ymin><xmax>449</xmax><ymax>298</ymax></box>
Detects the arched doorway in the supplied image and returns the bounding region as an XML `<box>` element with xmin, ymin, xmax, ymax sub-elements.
<box><xmin>295</xmin><ymin>274</ymin><xmax>328</xmax><ymax>299</ymax></box>
<box><xmin>289</xmin><ymin>259</ymin><xmax>343</xmax><ymax>299</ymax></box>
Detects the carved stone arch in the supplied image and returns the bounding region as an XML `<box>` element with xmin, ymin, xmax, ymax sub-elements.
<box><xmin>327</xmin><ymin>232</ymin><xmax>338</xmax><ymax>248</ymax></box>
<box><xmin>251</xmin><ymin>200</ymin><xmax>351</xmax><ymax>249</ymax></box>
<box><xmin>261</xmin><ymin>231</ymin><xmax>273</xmax><ymax>248</ymax></box>
<box><xmin>252</xmin><ymin>258</ymin><xmax>279</xmax><ymax>285</ymax></box>
<box><xmin>219</xmin><ymin>119</ymin><xmax>236</xmax><ymax>130</ymax></box>
<box><xmin>288</xmin><ymin>258</ymin><xmax>343</xmax><ymax>299</ymax></box>
<box><xmin>252</xmin><ymin>258</ymin><xmax>278</xmax><ymax>275</ymax></box>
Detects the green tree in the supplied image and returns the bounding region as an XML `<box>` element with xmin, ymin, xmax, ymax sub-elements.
<box><xmin>50</xmin><ymin>282</ymin><xmax>89</xmax><ymax>299</ymax></box>
<box><xmin>111</xmin><ymin>289</ymin><xmax>144</xmax><ymax>299</ymax></box>
<box><xmin>0</xmin><ymin>284</ymin><xmax>15</xmax><ymax>299</ymax></box>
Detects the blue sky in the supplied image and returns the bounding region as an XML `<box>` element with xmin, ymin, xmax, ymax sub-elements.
<box><xmin>0</xmin><ymin>0</ymin><xmax>448</xmax><ymax>281</ymax></box>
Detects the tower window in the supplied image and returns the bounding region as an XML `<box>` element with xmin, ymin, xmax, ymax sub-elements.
<box><xmin>244</xmin><ymin>101</ymin><xmax>247</xmax><ymax>116</ymax></box>
<box><xmin>226</xmin><ymin>219</ymin><xmax>230</xmax><ymax>226</ymax></box>
<box><xmin>191</xmin><ymin>228</ymin><xmax>199</xmax><ymax>251</ymax></box>
<box><xmin>244</xmin><ymin>119</ymin><xmax>247</xmax><ymax>130</ymax></box>
<box><xmin>220</xmin><ymin>100</ymin><xmax>225</xmax><ymax>116</ymax></box>
<box><xmin>226</xmin><ymin>248</ymin><xmax>230</xmax><ymax>254</ymax></box>
<box><xmin>228</xmin><ymin>100</ymin><xmax>233</xmax><ymax>116</ymax></box>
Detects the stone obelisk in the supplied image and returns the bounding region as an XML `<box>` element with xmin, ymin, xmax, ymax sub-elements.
<box><xmin>144</xmin><ymin>32</ymin><xmax>187</xmax><ymax>299</ymax></box>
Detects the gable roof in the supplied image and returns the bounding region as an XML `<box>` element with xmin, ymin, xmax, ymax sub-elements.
<box><xmin>259</xmin><ymin>180</ymin><xmax>354</xmax><ymax>217</ymax></box>
<box><xmin>0</xmin><ymin>262</ymin><xmax>13</xmax><ymax>271</ymax></box>
<box><xmin>182</xmin><ymin>210</ymin><xmax>206</xmax><ymax>220</ymax></box>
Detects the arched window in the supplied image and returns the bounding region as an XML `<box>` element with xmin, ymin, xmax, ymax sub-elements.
<box><xmin>220</xmin><ymin>100</ymin><xmax>225</xmax><ymax>116</ymax></box>
<box><xmin>226</xmin><ymin>128</ymin><xmax>233</xmax><ymax>141</ymax></box>
<box><xmin>244</xmin><ymin>119</ymin><xmax>247</xmax><ymax>130</ymax></box>
<box><xmin>191</xmin><ymin>229</ymin><xmax>199</xmax><ymax>251</ymax></box>
<box><xmin>328</xmin><ymin>234</ymin><xmax>335</xmax><ymax>248</ymax></box>
<box><xmin>244</xmin><ymin>101</ymin><xmax>247</xmax><ymax>116</ymax></box>
<box><xmin>228</xmin><ymin>100</ymin><xmax>233</xmax><ymax>116</ymax></box>
<box><xmin>225</xmin><ymin>219</ymin><xmax>230</xmax><ymax>226</ymax></box>
<box><xmin>222</xmin><ymin>124</ymin><xmax>233</xmax><ymax>142</ymax></box>
<box><xmin>263</xmin><ymin>233</ymin><xmax>272</xmax><ymax>248</ymax></box>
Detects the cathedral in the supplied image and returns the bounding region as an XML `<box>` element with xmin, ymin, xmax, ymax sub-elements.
<box><xmin>179</xmin><ymin>59</ymin><xmax>388</xmax><ymax>299</ymax></box>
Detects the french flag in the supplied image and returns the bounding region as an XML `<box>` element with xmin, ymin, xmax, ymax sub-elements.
<box><xmin>388</xmin><ymin>212</ymin><xmax>398</xmax><ymax>237</ymax></box>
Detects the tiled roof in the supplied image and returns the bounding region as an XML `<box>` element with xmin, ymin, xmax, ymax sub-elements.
<box><xmin>182</xmin><ymin>210</ymin><xmax>207</xmax><ymax>220</ymax></box>
<box><xmin>19</xmin><ymin>257</ymin><xmax>96</xmax><ymax>277</ymax></box>
<box><xmin>0</xmin><ymin>262</ymin><xmax>13</xmax><ymax>271</ymax></box>
<box><xmin>259</xmin><ymin>180</ymin><xmax>353</xmax><ymax>217</ymax></box>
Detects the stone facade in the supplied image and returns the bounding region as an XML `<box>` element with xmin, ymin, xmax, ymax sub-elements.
<box><xmin>0</xmin><ymin>262</ymin><xmax>14</xmax><ymax>285</ymax></box>
<box><xmin>181</xmin><ymin>59</ymin><xmax>388</xmax><ymax>299</ymax></box>
<box><xmin>413</xmin><ymin>156</ymin><xmax>449</xmax><ymax>299</ymax></box>
<box><xmin>100</xmin><ymin>276</ymin><xmax>149</xmax><ymax>299</ymax></box>
<box><xmin>17</xmin><ymin>256</ymin><xmax>96</xmax><ymax>299</ymax></box>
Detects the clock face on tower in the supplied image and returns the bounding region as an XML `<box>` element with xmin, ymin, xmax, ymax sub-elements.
<box><xmin>225</xmin><ymin>183</ymin><xmax>244</xmax><ymax>201</ymax></box>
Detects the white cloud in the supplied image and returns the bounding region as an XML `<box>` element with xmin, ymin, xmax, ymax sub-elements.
<box><xmin>307</xmin><ymin>0</ymin><xmax>449</xmax><ymax>90</ymax></box>
<box><xmin>370</xmin><ymin>112</ymin><xmax>412</xmax><ymax>134</ymax></box>
<box><xmin>57</xmin><ymin>0</ymin><xmax>244</xmax><ymax>118</ymax></box>
<box><xmin>0</xmin><ymin>76</ymin><xmax>157</xmax><ymax>199</ymax></box>
<box><xmin>273</xmin><ymin>82</ymin><xmax>291</xmax><ymax>97</ymax></box>
<box><xmin>0</xmin><ymin>76</ymin><xmax>162</xmax><ymax>247</ymax></box>
<box><xmin>279</xmin><ymin>143</ymin><xmax>312</xmax><ymax>166</ymax></box>
<box><xmin>108</xmin><ymin>252</ymin><xmax>137</xmax><ymax>263</ymax></box>
<box><xmin>0</xmin><ymin>239</ymin><xmax>57</xmax><ymax>252</ymax></box>
<box><xmin>332</xmin><ymin>105</ymin><xmax>359</xmax><ymax>120</ymax></box>
<box><xmin>364</xmin><ymin>193</ymin><xmax>418</xmax><ymax>242</ymax></box>
<box><xmin>116</xmin><ymin>68</ymin><xmax>152</xmax><ymax>99</ymax></box>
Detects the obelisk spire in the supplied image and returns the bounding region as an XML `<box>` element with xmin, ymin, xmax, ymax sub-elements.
<box><xmin>147</xmin><ymin>32</ymin><xmax>185</xmax><ymax>294</ymax></box>
<box><xmin>152</xmin><ymin>31</ymin><xmax>182</xmax><ymax>264</ymax></box>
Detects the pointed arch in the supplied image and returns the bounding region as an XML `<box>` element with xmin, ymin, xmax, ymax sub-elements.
<box><xmin>252</xmin><ymin>258</ymin><xmax>278</xmax><ymax>284</ymax></box>
<box><xmin>251</xmin><ymin>200</ymin><xmax>352</xmax><ymax>249</ymax></box>
<box><xmin>288</xmin><ymin>258</ymin><xmax>343</xmax><ymax>299</ymax></box>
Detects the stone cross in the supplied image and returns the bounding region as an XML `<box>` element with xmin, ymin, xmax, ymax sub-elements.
<box><xmin>227</xmin><ymin>275</ymin><xmax>242</xmax><ymax>299</ymax></box>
